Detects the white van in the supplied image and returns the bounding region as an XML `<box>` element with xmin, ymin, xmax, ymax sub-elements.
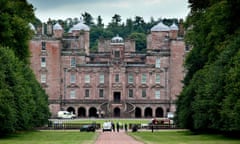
<box><xmin>102</xmin><ymin>122</ymin><xmax>112</xmax><ymax>132</ymax></box>
<box><xmin>57</xmin><ymin>111</ymin><xmax>76</xmax><ymax>119</ymax></box>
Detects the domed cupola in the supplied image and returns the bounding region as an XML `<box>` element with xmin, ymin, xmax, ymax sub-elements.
<box><xmin>71</xmin><ymin>19</ymin><xmax>90</xmax><ymax>32</ymax></box>
<box><xmin>170</xmin><ymin>22</ymin><xmax>179</xmax><ymax>31</ymax></box>
<box><xmin>53</xmin><ymin>22</ymin><xmax>63</xmax><ymax>30</ymax></box>
<box><xmin>151</xmin><ymin>21</ymin><xmax>170</xmax><ymax>32</ymax></box>
<box><xmin>111</xmin><ymin>34</ymin><xmax>124</xmax><ymax>44</ymax></box>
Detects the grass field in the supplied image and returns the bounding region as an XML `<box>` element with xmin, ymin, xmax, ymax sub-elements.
<box><xmin>0</xmin><ymin>131</ymin><xmax>97</xmax><ymax>144</ymax></box>
<box><xmin>129</xmin><ymin>130</ymin><xmax>240</xmax><ymax>144</ymax></box>
<box><xmin>0</xmin><ymin>130</ymin><xmax>240</xmax><ymax>144</ymax></box>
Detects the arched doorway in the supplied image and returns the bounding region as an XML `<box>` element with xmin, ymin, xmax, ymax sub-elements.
<box><xmin>144</xmin><ymin>107</ymin><xmax>152</xmax><ymax>118</ymax></box>
<box><xmin>114</xmin><ymin>107</ymin><xmax>120</xmax><ymax>117</ymax></box>
<box><xmin>89</xmin><ymin>107</ymin><xmax>97</xmax><ymax>118</ymax></box>
<box><xmin>78</xmin><ymin>107</ymin><xmax>86</xmax><ymax>117</ymax></box>
<box><xmin>135</xmin><ymin>107</ymin><xmax>142</xmax><ymax>118</ymax></box>
<box><xmin>67</xmin><ymin>107</ymin><xmax>75</xmax><ymax>114</ymax></box>
<box><xmin>155</xmin><ymin>107</ymin><xmax>164</xmax><ymax>117</ymax></box>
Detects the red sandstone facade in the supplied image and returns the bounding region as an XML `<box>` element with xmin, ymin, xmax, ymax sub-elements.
<box><xmin>29</xmin><ymin>20</ymin><xmax>185</xmax><ymax>118</ymax></box>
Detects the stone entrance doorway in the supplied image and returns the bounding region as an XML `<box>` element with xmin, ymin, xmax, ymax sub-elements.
<box><xmin>113</xmin><ymin>92</ymin><xmax>121</xmax><ymax>103</ymax></box>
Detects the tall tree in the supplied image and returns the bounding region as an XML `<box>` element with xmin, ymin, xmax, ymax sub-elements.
<box><xmin>0</xmin><ymin>0</ymin><xmax>50</xmax><ymax>135</ymax></box>
<box><xmin>0</xmin><ymin>0</ymin><xmax>35</xmax><ymax>63</ymax></box>
<box><xmin>176</xmin><ymin>0</ymin><xmax>240</xmax><ymax>136</ymax></box>
<box><xmin>82</xmin><ymin>12</ymin><xmax>94</xmax><ymax>26</ymax></box>
<box><xmin>96</xmin><ymin>15</ymin><xmax>104</xmax><ymax>28</ymax></box>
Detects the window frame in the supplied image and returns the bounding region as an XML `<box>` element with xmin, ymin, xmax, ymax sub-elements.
<box><xmin>155</xmin><ymin>90</ymin><xmax>160</xmax><ymax>99</ymax></box>
<box><xmin>70</xmin><ymin>90</ymin><xmax>76</xmax><ymax>99</ymax></box>
<box><xmin>41</xmin><ymin>41</ymin><xmax>46</xmax><ymax>51</ymax></box>
<box><xmin>70</xmin><ymin>74</ymin><xmax>76</xmax><ymax>83</ymax></box>
<box><xmin>99</xmin><ymin>74</ymin><xmax>104</xmax><ymax>84</ymax></box>
<box><xmin>85</xmin><ymin>89</ymin><xmax>90</xmax><ymax>97</ymax></box>
<box><xmin>142</xmin><ymin>89</ymin><xmax>146</xmax><ymax>98</ymax></box>
<box><xmin>41</xmin><ymin>74</ymin><xmax>46</xmax><ymax>83</ymax></box>
<box><xmin>85</xmin><ymin>75</ymin><xmax>90</xmax><ymax>83</ymax></box>
<box><xmin>99</xmin><ymin>89</ymin><xmax>104</xmax><ymax>98</ymax></box>
<box><xmin>128</xmin><ymin>73</ymin><xmax>134</xmax><ymax>84</ymax></box>
<box><xmin>70</xmin><ymin>57</ymin><xmax>76</xmax><ymax>67</ymax></box>
<box><xmin>155</xmin><ymin>58</ymin><xmax>160</xmax><ymax>68</ymax></box>
<box><xmin>41</xmin><ymin>57</ymin><xmax>46</xmax><ymax>67</ymax></box>
<box><xmin>128</xmin><ymin>89</ymin><xmax>134</xmax><ymax>98</ymax></box>
<box><xmin>141</xmin><ymin>73</ymin><xmax>147</xmax><ymax>84</ymax></box>
<box><xmin>155</xmin><ymin>73</ymin><xmax>160</xmax><ymax>84</ymax></box>
<box><xmin>115</xmin><ymin>74</ymin><xmax>120</xmax><ymax>83</ymax></box>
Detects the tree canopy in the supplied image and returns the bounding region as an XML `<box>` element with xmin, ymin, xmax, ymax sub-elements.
<box><xmin>0</xmin><ymin>0</ymin><xmax>50</xmax><ymax>135</ymax></box>
<box><xmin>176</xmin><ymin>0</ymin><xmax>240</xmax><ymax>136</ymax></box>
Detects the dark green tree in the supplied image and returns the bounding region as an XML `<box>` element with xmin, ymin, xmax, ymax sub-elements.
<box><xmin>0</xmin><ymin>0</ymin><xmax>35</xmax><ymax>63</ymax></box>
<box><xmin>82</xmin><ymin>12</ymin><xmax>94</xmax><ymax>26</ymax></box>
<box><xmin>176</xmin><ymin>0</ymin><xmax>240</xmax><ymax>136</ymax></box>
<box><xmin>128</xmin><ymin>32</ymin><xmax>146</xmax><ymax>52</ymax></box>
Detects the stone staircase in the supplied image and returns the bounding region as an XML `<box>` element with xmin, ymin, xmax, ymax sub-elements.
<box><xmin>100</xmin><ymin>101</ymin><xmax>135</xmax><ymax>118</ymax></box>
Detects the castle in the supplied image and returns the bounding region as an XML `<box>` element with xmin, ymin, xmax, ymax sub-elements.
<box><xmin>29</xmin><ymin>19</ymin><xmax>186</xmax><ymax>118</ymax></box>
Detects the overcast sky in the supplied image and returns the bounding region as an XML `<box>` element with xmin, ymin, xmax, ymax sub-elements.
<box><xmin>27</xmin><ymin>0</ymin><xmax>190</xmax><ymax>24</ymax></box>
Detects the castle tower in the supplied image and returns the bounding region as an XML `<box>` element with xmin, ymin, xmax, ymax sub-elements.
<box><xmin>148</xmin><ymin>21</ymin><xmax>170</xmax><ymax>51</ymax></box>
<box><xmin>169</xmin><ymin>22</ymin><xmax>179</xmax><ymax>39</ymax></box>
<box><xmin>68</xmin><ymin>20</ymin><xmax>90</xmax><ymax>55</ymax></box>
<box><xmin>53</xmin><ymin>23</ymin><xmax>63</xmax><ymax>38</ymax></box>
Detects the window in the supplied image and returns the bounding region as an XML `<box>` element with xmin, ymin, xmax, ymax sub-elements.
<box><xmin>155</xmin><ymin>58</ymin><xmax>160</xmax><ymax>68</ymax></box>
<box><xmin>85</xmin><ymin>89</ymin><xmax>90</xmax><ymax>97</ymax></box>
<box><xmin>99</xmin><ymin>74</ymin><xmax>104</xmax><ymax>83</ymax></box>
<box><xmin>155</xmin><ymin>90</ymin><xmax>160</xmax><ymax>99</ymax></box>
<box><xmin>114</xmin><ymin>51</ymin><xmax>120</xmax><ymax>58</ymax></box>
<box><xmin>41</xmin><ymin>57</ymin><xmax>46</xmax><ymax>67</ymax></box>
<box><xmin>128</xmin><ymin>73</ymin><xmax>133</xmax><ymax>84</ymax></box>
<box><xmin>85</xmin><ymin>75</ymin><xmax>90</xmax><ymax>83</ymax></box>
<box><xmin>141</xmin><ymin>73</ymin><xmax>147</xmax><ymax>84</ymax></box>
<box><xmin>156</xmin><ymin>74</ymin><xmax>160</xmax><ymax>84</ymax></box>
<box><xmin>41</xmin><ymin>74</ymin><xmax>46</xmax><ymax>83</ymax></box>
<box><xmin>41</xmin><ymin>41</ymin><xmax>46</xmax><ymax>51</ymax></box>
<box><xmin>70</xmin><ymin>74</ymin><xmax>76</xmax><ymax>83</ymax></box>
<box><xmin>128</xmin><ymin>89</ymin><xmax>133</xmax><ymax>98</ymax></box>
<box><xmin>99</xmin><ymin>89</ymin><xmax>104</xmax><ymax>98</ymax></box>
<box><xmin>115</xmin><ymin>74</ymin><xmax>119</xmax><ymax>83</ymax></box>
<box><xmin>70</xmin><ymin>90</ymin><xmax>76</xmax><ymax>99</ymax></box>
<box><xmin>71</xmin><ymin>57</ymin><xmax>76</xmax><ymax>67</ymax></box>
<box><xmin>142</xmin><ymin>89</ymin><xmax>146</xmax><ymax>98</ymax></box>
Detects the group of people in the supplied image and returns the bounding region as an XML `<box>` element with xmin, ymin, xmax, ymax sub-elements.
<box><xmin>111</xmin><ymin>122</ymin><xmax>128</xmax><ymax>132</ymax></box>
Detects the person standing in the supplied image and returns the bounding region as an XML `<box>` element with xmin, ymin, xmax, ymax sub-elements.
<box><xmin>112</xmin><ymin>122</ymin><xmax>115</xmax><ymax>132</ymax></box>
<box><xmin>116</xmin><ymin>122</ymin><xmax>120</xmax><ymax>132</ymax></box>
<box><xmin>124</xmin><ymin>123</ymin><xmax>128</xmax><ymax>132</ymax></box>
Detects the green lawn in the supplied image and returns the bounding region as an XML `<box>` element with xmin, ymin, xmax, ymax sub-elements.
<box><xmin>0</xmin><ymin>131</ymin><xmax>97</xmax><ymax>144</ymax></box>
<box><xmin>128</xmin><ymin>130</ymin><xmax>240</xmax><ymax>144</ymax></box>
<box><xmin>1</xmin><ymin>129</ymin><xmax>239</xmax><ymax>144</ymax></box>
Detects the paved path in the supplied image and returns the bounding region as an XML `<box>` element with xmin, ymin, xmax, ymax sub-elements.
<box><xmin>95</xmin><ymin>130</ymin><xmax>144</xmax><ymax>144</ymax></box>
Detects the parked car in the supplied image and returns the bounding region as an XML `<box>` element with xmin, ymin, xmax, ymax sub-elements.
<box><xmin>102</xmin><ymin>122</ymin><xmax>112</xmax><ymax>132</ymax></box>
<box><xmin>80</xmin><ymin>124</ymin><xmax>96</xmax><ymax>132</ymax></box>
